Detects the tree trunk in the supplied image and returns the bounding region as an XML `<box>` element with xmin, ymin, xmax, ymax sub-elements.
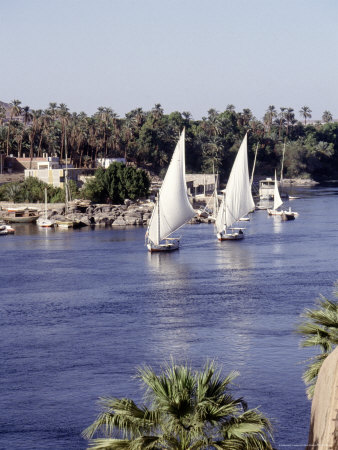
<box><xmin>6</xmin><ymin>125</ymin><xmax>10</xmax><ymax>156</ymax></box>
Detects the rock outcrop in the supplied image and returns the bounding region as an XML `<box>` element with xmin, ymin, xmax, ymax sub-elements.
<box><xmin>307</xmin><ymin>346</ymin><xmax>338</xmax><ymax>450</ymax></box>
<box><xmin>0</xmin><ymin>198</ymin><xmax>215</xmax><ymax>228</ymax></box>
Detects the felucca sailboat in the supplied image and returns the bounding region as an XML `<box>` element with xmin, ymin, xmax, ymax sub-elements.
<box><xmin>146</xmin><ymin>128</ymin><xmax>195</xmax><ymax>252</ymax></box>
<box><xmin>215</xmin><ymin>133</ymin><xmax>255</xmax><ymax>240</ymax></box>
<box><xmin>267</xmin><ymin>171</ymin><xmax>283</xmax><ymax>215</ymax></box>
<box><xmin>267</xmin><ymin>170</ymin><xmax>298</xmax><ymax>220</ymax></box>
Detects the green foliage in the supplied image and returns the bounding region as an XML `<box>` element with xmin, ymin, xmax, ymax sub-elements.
<box><xmin>82</xmin><ymin>163</ymin><xmax>150</xmax><ymax>204</ymax></box>
<box><xmin>297</xmin><ymin>283</ymin><xmax>338</xmax><ymax>399</ymax></box>
<box><xmin>0</xmin><ymin>176</ymin><xmax>67</xmax><ymax>203</ymax></box>
<box><xmin>83</xmin><ymin>360</ymin><xmax>274</xmax><ymax>450</ymax></box>
<box><xmin>2</xmin><ymin>100</ymin><xmax>338</xmax><ymax>182</ymax></box>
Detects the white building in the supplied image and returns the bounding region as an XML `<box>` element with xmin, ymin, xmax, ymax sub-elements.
<box><xmin>24</xmin><ymin>156</ymin><xmax>76</xmax><ymax>188</ymax></box>
<box><xmin>96</xmin><ymin>157</ymin><xmax>126</xmax><ymax>169</ymax></box>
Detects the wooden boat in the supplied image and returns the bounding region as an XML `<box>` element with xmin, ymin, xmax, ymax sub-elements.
<box><xmin>146</xmin><ymin>128</ymin><xmax>195</xmax><ymax>252</ymax></box>
<box><xmin>3</xmin><ymin>208</ymin><xmax>39</xmax><ymax>223</ymax></box>
<box><xmin>55</xmin><ymin>220</ymin><xmax>74</xmax><ymax>229</ymax></box>
<box><xmin>215</xmin><ymin>133</ymin><xmax>255</xmax><ymax>241</ymax></box>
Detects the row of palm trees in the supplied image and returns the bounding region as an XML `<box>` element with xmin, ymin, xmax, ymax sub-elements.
<box><xmin>0</xmin><ymin>100</ymin><xmax>337</xmax><ymax>180</ymax></box>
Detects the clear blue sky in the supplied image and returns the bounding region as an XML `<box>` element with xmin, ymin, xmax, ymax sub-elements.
<box><xmin>1</xmin><ymin>0</ymin><xmax>337</xmax><ymax>121</ymax></box>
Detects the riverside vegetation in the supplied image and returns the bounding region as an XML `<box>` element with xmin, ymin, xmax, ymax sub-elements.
<box><xmin>297</xmin><ymin>283</ymin><xmax>338</xmax><ymax>399</ymax></box>
<box><xmin>83</xmin><ymin>360</ymin><xmax>274</xmax><ymax>450</ymax></box>
<box><xmin>82</xmin><ymin>283</ymin><xmax>338</xmax><ymax>450</ymax></box>
<box><xmin>1</xmin><ymin>101</ymin><xmax>338</xmax><ymax>183</ymax></box>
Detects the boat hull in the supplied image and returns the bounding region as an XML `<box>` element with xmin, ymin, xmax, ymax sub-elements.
<box><xmin>3</xmin><ymin>215</ymin><xmax>38</xmax><ymax>223</ymax></box>
<box><xmin>281</xmin><ymin>212</ymin><xmax>296</xmax><ymax>221</ymax></box>
<box><xmin>267</xmin><ymin>209</ymin><xmax>283</xmax><ymax>216</ymax></box>
<box><xmin>147</xmin><ymin>240</ymin><xmax>180</xmax><ymax>252</ymax></box>
<box><xmin>55</xmin><ymin>221</ymin><xmax>74</xmax><ymax>228</ymax></box>
<box><xmin>37</xmin><ymin>218</ymin><xmax>54</xmax><ymax>227</ymax></box>
<box><xmin>217</xmin><ymin>231</ymin><xmax>244</xmax><ymax>241</ymax></box>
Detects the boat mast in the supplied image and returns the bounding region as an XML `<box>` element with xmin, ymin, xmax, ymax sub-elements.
<box><xmin>65</xmin><ymin>133</ymin><xmax>69</xmax><ymax>214</ymax></box>
<box><xmin>157</xmin><ymin>193</ymin><xmax>160</xmax><ymax>245</ymax></box>
<box><xmin>250</xmin><ymin>142</ymin><xmax>258</xmax><ymax>186</ymax></box>
<box><xmin>44</xmin><ymin>188</ymin><xmax>47</xmax><ymax>219</ymax></box>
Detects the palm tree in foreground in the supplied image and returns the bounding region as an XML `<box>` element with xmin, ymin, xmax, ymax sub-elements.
<box><xmin>83</xmin><ymin>360</ymin><xmax>274</xmax><ymax>449</ymax></box>
<box><xmin>297</xmin><ymin>283</ymin><xmax>338</xmax><ymax>399</ymax></box>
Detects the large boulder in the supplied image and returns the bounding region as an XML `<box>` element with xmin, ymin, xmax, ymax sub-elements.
<box><xmin>79</xmin><ymin>215</ymin><xmax>93</xmax><ymax>226</ymax></box>
<box><xmin>307</xmin><ymin>346</ymin><xmax>338</xmax><ymax>450</ymax></box>
<box><xmin>112</xmin><ymin>216</ymin><xmax>126</xmax><ymax>226</ymax></box>
<box><xmin>93</xmin><ymin>214</ymin><xmax>113</xmax><ymax>226</ymax></box>
<box><xmin>124</xmin><ymin>215</ymin><xmax>143</xmax><ymax>226</ymax></box>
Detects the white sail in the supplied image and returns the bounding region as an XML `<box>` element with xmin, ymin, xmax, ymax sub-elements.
<box><xmin>147</xmin><ymin>129</ymin><xmax>195</xmax><ymax>245</ymax></box>
<box><xmin>215</xmin><ymin>192</ymin><xmax>225</xmax><ymax>233</ymax></box>
<box><xmin>224</xmin><ymin>133</ymin><xmax>255</xmax><ymax>229</ymax></box>
<box><xmin>273</xmin><ymin>170</ymin><xmax>283</xmax><ymax>210</ymax></box>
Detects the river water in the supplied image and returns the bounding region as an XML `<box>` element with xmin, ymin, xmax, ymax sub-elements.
<box><xmin>1</xmin><ymin>186</ymin><xmax>338</xmax><ymax>449</ymax></box>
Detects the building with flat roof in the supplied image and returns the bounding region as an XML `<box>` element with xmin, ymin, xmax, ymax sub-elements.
<box><xmin>185</xmin><ymin>173</ymin><xmax>218</xmax><ymax>196</ymax></box>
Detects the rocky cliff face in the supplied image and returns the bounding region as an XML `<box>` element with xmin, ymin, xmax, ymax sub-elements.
<box><xmin>307</xmin><ymin>346</ymin><xmax>338</xmax><ymax>450</ymax></box>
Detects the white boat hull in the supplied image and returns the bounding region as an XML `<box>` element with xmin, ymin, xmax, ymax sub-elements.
<box><xmin>267</xmin><ymin>209</ymin><xmax>283</xmax><ymax>216</ymax></box>
<box><xmin>147</xmin><ymin>239</ymin><xmax>180</xmax><ymax>252</ymax></box>
<box><xmin>217</xmin><ymin>231</ymin><xmax>244</xmax><ymax>241</ymax></box>
<box><xmin>37</xmin><ymin>218</ymin><xmax>54</xmax><ymax>227</ymax></box>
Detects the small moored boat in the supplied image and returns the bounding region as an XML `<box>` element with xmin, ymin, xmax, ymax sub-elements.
<box><xmin>37</xmin><ymin>188</ymin><xmax>54</xmax><ymax>228</ymax></box>
<box><xmin>3</xmin><ymin>208</ymin><xmax>39</xmax><ymax>223</ymax></box>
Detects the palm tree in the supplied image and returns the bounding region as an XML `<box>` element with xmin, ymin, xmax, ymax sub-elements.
<box><xmin>182</xmin><ymin>111</ymin><xmax>192</xmax><ymax>121</ymax></box>
<box><xmin>284</xmin><ymin>108</ymin><xmax>295</xmax><ymax>136</ymax></box>
<box><xmin>299</xmin><ymin>106</ymin><xmax>312</xmax><ymax>125</ymax></box>
<box><xmin>83</xmin><ymin>360</ymin><xmax>274</xmax><ymax>450</ymax></box>
<box><xmin>242</xmin><ymin>108</ymin><xmax>253</xmax><ymax>126</ymax></box>
<box><xmin>6</xmin><ymin>99</ymin><xmax>22</xmax><ymax>155</ymax></box>
<box><xmin>275</xmin><ymin>107</ymin><xmax>287</xmax><ymax>138</ymax></box>
<box><xmin>151</xmin><ymin>103</ymin><xmax>164</xmax><ymax>122</ymax></box>
<box><xmin>58</xmin><ymin>103</ymin><xmax>70</xmax><ymax>160</ymax></box>
<box><xmin>263</xmin><ymin>106</ymin><xmax>277</xmax><ymax>132</ymax></box>
<box><xmin>22</xmin><ymin>106</ymin><xmax>33</xmax><ymax>126</ymax></box>
<box><xmin>322</xmin><ymin>110</ymin><xmax>333</xmax><ymax>123</ymax></box>
<box><xmin>297</xmin><ymin>284</ymin><xmax>338</xmax><ymax>399</ymax></box>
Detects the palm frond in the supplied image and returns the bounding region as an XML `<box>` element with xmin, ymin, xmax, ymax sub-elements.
<box><xmin>87</xmin><ymin>438</ymin><xmax>131</xmax><ymax>449</ymax></box>
<box><xmin>84</xmin><ymin>361</ymin><xmax>273</xmax><ymax>448</ymax></box>
<box><xmin>82</xmin><ymin>397</ymin><xmax>156</xmax><ymax>440</ymax></box>
<box><xmin>297</xmin><ymin>289</ymin><xmax>338</xmax><ymax>398</ymax></box>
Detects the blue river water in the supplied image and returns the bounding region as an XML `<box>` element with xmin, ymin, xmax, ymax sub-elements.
<box><xmin>1</xmin><ymin>186</ymin><xmax>338</xmax><ymax>449</ymax></box>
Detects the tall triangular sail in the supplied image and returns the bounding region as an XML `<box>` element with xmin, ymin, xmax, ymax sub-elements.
<box><xmin>215</xmin><ymin>192</ymin><xmax>225</xmax><ymax>233</ymax></box>
<box><xmin>216</xmin><ymin>133</ymin><xmax>254</xmax><ymax>233</ymax></box>
<box><xmin>147</xmin><ymin>129</ymin><xmax>195</xmax><ymax>245</ymax></box>
<box><xmin>273</xmin><ymin>170</ymin><xmax>283</xmax><ymax>210</ymax></box>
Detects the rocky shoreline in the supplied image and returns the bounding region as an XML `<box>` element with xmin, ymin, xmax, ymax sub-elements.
<box><xmin>56</xmin><ymin>199</ymin><xmax>212</xmax><ymax>227</ymax></box>
<box><xmin>0</xmin><ymin>199</ymin><xmax>212</xmax><ymax>228</ymax></box>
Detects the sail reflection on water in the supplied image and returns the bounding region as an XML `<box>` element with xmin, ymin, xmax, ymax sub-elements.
<box><xmin>146</xmin><ymin>252</ymin><xmax>197</xmax><ymax>355</ymax></box>
<box><xmin>215</xmin><ymin>241</ymin><xmax>254</xmax><ymax>272</ymax></box>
